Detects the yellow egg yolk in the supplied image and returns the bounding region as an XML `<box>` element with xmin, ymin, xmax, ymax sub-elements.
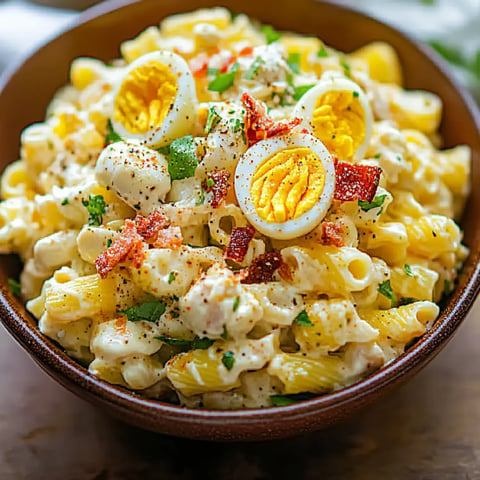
<box><xmin>114</xmin><ymin>60</ymin><xmax>178</xmax><ymax>134</ymax></box>
<box><xmin>250</xmin><ymin>147</ymin><xmax>326</xmax><ymax>223</ymax></box>
<box><xmin>312</xmin><ymin>90</ymin><xmax>365</xmax><ymax>161</ymax></box>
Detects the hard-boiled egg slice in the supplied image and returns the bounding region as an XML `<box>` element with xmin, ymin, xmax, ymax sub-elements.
<box><xmin>235</xmin><ymin>132</ymin><xmax>335</xmax><ymax>240</ymax></box>
<box><xmin>293</xmin><ymin>73</ymin><xmax>373</xmax><ymax>162</ymax></box>
<box><xmin>95</xmin><ymin>141</ymin><xmax>170</xmax><ymax>215</ymax></box>
<box><xmin>112</xmin><ymin>50</ymin><xmax>197</xmax><ymax>147</ymax></box>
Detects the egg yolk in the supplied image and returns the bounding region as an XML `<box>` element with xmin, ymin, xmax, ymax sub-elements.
<box><xmin>250</xmin><ymin>147</ymin><xmax>326</xmax><ymax>223</ymax></box>
<box><xmin>312</xmin><ymin>91</ymin><xmax>365</xmax><ymax>161</ymax></box>
<box><xmin>114</xmin><ymin>60</ymin><xmax>178</xmax><ymax>134</ymax></box>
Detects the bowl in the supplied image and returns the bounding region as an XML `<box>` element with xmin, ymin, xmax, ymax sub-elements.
<box><xmin>0</xmin><ymin>0</ymin><xmax>479</xmax><ymax>441</ymax></box>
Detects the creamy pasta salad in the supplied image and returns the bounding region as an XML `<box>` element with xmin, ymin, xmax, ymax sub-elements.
<box><xmin>1</xmin><ymin>8</ymin><xmax>470</xmax><ymax>409</ymax></box>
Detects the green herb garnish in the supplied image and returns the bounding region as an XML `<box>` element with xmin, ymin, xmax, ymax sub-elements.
<box><xmin>270</xmin><ymin>392</ymin><xmax>317</xmax><ymax>406</ymax></box>
<box><xmin>378</xmin><ymin>280</ymin><xmax>395</xmax><ymax>306</ymax></box>
<box><xmin>287</xmin><ymin>52</ymin><xmax>301</xmax><ymax>74</ymax></box>
<box><xmin>106</xmin><ymin>238</ymin><xmax>113</xmax><ymax>248</ymax></box>
<box><xmin>61</xmin><ymin>198</ymin><xmax>69</xmax><ymax>206</ymax></box>
<box><xmin>156</xmin><ymin>335</ymin><xmax>192</xmax><ymax>347</ymax></box>
<box><xmin>105</xmin><ymin>119</ymin><xmax>122</xmax><ymax>145</ymax></box>
<box><xmin>167</xmin><ymin>135</ymin><xmax>198</xmax><ymax>180</ymax></box>
<box><xmin>121</xmin><ymin>301</ymin><xmax>166</xmax><ymax>323</ymax></box>
<box><xmin>358</xmin><ymin>194</ymin><xmax>387</xmax><ymax>212</ymax></box>
<box><xmin>244</xmin><ymin>57</ymin><xmax>265</xmax><ymax>80</ymax></box>
<box><xmin>168</xmin><ymin>272</ymin><xmax>176</xmax><ymax>284</ymax></box>
<box><xmin>192</xmin><ymin>337</ymin><xmax>215</xmax><ymax>350</ymax></box>
<box><xmin>208</xmin><ymin>62</ymin><xmax>239</xmax><ymax>94</ymax></box>
<box><xmin>82</xmin><ymin>194</ymin><xmax>106</xmax><ymax>226</ymax></box>
<box><xmin>262</xmin><ymin>25</ymin><xmax>282</xmax><ymax>44</ymax></box>
<box><xmin>205</xmin><ymin>107</ymin><xmax>222</xmax><ymax>134</ymax></box>
<box><xmin>317</xmin><ymin>44</ymin><xmax>329</xmax><ymax>58</ymax></box>
<box><xmin>8</xmin><ymin>278</ymin><xmax>21</xmax><ymax>296</ymax></box>
<box><xmin>292</xmin><ymin>84</ymin><xmax>316</xmax><ymax>101</ymax></box>
<box><xmin>293</xmin><ymin>310</ymin><xmax>314</xmax><ymax>326</ymax></box>
<box><xmin>404</xmin><ymin>264</ymin><xmax>414</xmax><ymax>277</ymax></box>
<box><xmin>233</xmin><ymin>296</ymin><xmax>240</xmax><ymax>312</ymax></box>
<box><xmin>222</xmin><ymin>351</ymin><xmax>235</xmax><ymax>370</ymax></box>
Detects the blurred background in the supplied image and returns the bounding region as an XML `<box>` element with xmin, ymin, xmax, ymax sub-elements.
<box><xmin>1</xmin><ymin>0</ymin><xmax>479</xmax><ymax>98</ymax></box>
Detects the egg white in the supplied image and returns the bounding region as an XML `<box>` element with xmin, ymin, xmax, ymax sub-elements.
<box><xmin>111</xmin><ymin>50</ymin><xmax>197</xmax><ymax>148</ymax></box>
<box><xmin>293</xmin><ymin>72</ymin><xmax>373</xmax><ymax>162</ymax></box>
<box><xmin>235</xmin><ymin>133</ymin><xmax>335</xmax><ymax>240</ymax></box>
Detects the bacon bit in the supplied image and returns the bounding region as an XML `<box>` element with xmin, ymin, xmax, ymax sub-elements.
<box><xmin>190</xmin><ymin>54</ymin><xmax>209</xmax><ymax>78</ymax></box>
<box><xmin>241</xmin><ymin>93</ymin><xmax>301</xmax><ymax>146</ymax></box>
<box><xmin>277</xmin><ymin>262</ymin><xmax>293</xmax><ymax>282</ymax></box>
<box><xmin>225</xmin><ymin>226</ymin><xmax>255</xmax><ymax>263</ymax></box>
<box><xmin>220</xmin><ymin>55</ymin><xmax>237</xmax><ymax>73</ymax></box>
<box><xmin>241</xmin><ymin>251</ymin><xmax>284</xmax><ymax>284</ymax></box>
<box><xmin>238</xmin><ymin>46</ymin><xmax>254</xmax><ymax>57</ymax></box>
<box><xmin>204</xmin><ymin>170</ymin><xmax>230</xmax><ymax>208</ymax></box>
<box><xmin>153</xmin><ymin>225</ymin><xmax>183</xmax><ymax>249</ymax></box>
<box><xmin>135</xmin><ymin>210</ymin><xmax>170</xmax><ymax>242</ymax></box>
<box><xmin>334</xmin><ymin>160</ymin><xmax>382</xmax><ymax>203</ymax></box>
<box><xmin>95</xmin><ymin>220</ymin><xmax>144</xmax><ymax>279</ymax></box>
<box><xmin>321</xmin><ymin>221</ymin><xmax>345</xmax><ymax>247</ymax></box>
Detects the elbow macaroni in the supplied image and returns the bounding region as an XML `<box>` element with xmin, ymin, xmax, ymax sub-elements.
<box><xmin>0</xmin><ymin>8</ymin><xmax>470</xmax><ymax>408</ymax></box>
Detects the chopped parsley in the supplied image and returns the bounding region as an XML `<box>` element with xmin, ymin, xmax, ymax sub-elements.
<box><xmin>156</xmin><ymin>335</ymin><xmax>214</xmax><ymax>350</ymax></box>
<box><xmin>166</xmin><ymin>135</ymin><xmax>198</xmax><ymax>180</ymax></box>
<box><xmin>374</xmin><ymin>153</ymin><xmax>381</xmax><ymax>159</ymax></box>
<box><xmin>208</xmin><ymin>62</ymin><xmax>239</xmax><ymax>94</ymax></box>
<box><xmin>168</xmin><ymin>272</ymin><xmax>176</xmax><ymax>284</ymax></box>
<box><xmin>206</xmin><ymin>178</ymin><xmax>215</xmax><ymax>188</ymax></box>
<box><xmin>204</xmin><ymin>107</ymin><xmax>222</xmax><ymax>134</ymax></box>
<box><xmin>221</xmin><ymin>326</ymin><xmax>228</xmax><ymax>339</ymax></box>
<box><xmin>207</xmin><ymin>67</ymin><xmax>220</xmax><ymax>76</ymax></box>
<box><xmin>353</xmin><ymin>91</ymin><xmax>360</xmax><ymax>98</ymax></box>
<box><xmin>82</xmin><ymin>194</ymin><xmax>106</xmax><ymax>226</ymax></box>
<box><xmin>378</xmin><ymin>280</ymin><xmax>395</xmax><ymax>306</ymax></box>
<box><xmin>358</xmin><ymin>194</ymin><xmax>387</xmax><ymax>212</ymax></box>
<box><xmin>270</xmin><ymin>393</ymin><xmax>317</xmax><ymax>406</ymax></box>
<box><xmin>195</xmin><ymin>188</ymin><xmax>205</xmax><ymax>206</ymax></box>
<box><xmin>106</xmin><ymin>238</ymin><xmax>113</xmax><ymax>248</ymax></box>
<box><xmin>233</xmin><ymin>296</ymin><xmax>240</xmax><ymax>312</ymax></box>
<box><xmin>293</xmin><ymin>310</ymin><xmax>314</xmax><ymax>327</ymax></box>
<box><xmin>292</xmin><ymin>84</ymin><xmax>316</xmax><ymax>101</ymax></box>
<box><xmin>121</xmin><ymin>301</ymin><xmax>166</xmax><ymax>323</ymax></box>
<box><xmin>222</xmin><ymin>351</ymin><xmax>235</xmax><ymax>370</ymax></box>
<box><xmin>404</xmin><ymin>264</ymin><xmax>415</xmax><ymax>277</ymax></box>
<box><xmin>287</xmin><ymin>52</ymin><xmax>301</xmax><ymax>74</ymax></box>
<box><xmin>244</xmin><ymin>57</ymin><xmax>265</xmax><ymax>80</ymax></box>
<box><xmin>61</xmin><ymin>198</ymin><xmax>69</xmax><ymax>206</ymax></box>
<box><xmin>7</xmin><ymin>278</ymin><xmax>21</xmax><ymax>296</ymax></box>
<box><xmin>317</xmin><ymin>44</ymin><xmax>329</xmax><ymax>58</ymax></box>
<box><xmin>262</xmin><ymin>25</ymin><xmax>282</xmax><ymax>44</ymax></box>
<box><xmin>105</xmin><ymin>119</ymin><xmax>122</xmax><ymax>145</ymax></box>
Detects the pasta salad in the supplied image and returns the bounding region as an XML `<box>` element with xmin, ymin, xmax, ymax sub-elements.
<box><xmin>1</xmin><ymin>8</ymin><xmax>470</xmax><ymax>409</ymax></box>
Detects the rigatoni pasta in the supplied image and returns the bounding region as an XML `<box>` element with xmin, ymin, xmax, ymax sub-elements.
<box><xmin>0</xmin><ymin>8</ymin><xmax>470</xmax><ymax>409</ymax></box>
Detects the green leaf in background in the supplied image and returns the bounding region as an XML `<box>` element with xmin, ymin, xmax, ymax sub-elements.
<box><xmin>262</xmin><ymin>25</ymin><xmax>282</xmax><ymax>44</ymax></box>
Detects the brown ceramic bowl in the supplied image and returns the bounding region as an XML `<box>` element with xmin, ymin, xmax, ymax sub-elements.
<box><xmin>0</xmin><ymin>0</ymin><xmax>479</xmax><ymax>441</ymax></box>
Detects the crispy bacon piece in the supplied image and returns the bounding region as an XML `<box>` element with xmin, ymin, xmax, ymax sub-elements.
<box><xmin>241</xmin><ymin>93</ymin><xmax>301</xmax><ymax>146</ymax></box>
<box><xmin>321</xmin><ymin>221</ymin><xmax>345</xmax><ymax>247</ymax></box>
<box><xmin>205</xmin><ymin>170</ymin><xmax>230</xmax><ymax>208</ymax></box>
<box><xmin>238</xmin><ymin>46</ymin><xmax>254</xmax><ymax>56</ymax></box>
<box><xmin>334</xmin><ymin>160</ymin><xmax>382</xmax><ymax>203</ymax></box>
<box><xmin>224</xmin><ymin>226</ymin><xmax>256</xmax><ymax>263</ymax></box>
<box><xmin>95</xmin><ymin>220</ymin><xmax>144</xmax><ymax>279</ymax></box>
<box><xmin>95</xmin><ymin>210</ymin><xmax>183</xmax><ymax>277</ymax></box>
<box><xmin>134</xmin><ymin>210</ymin><xmax>170</xmax><ymax>242</ymax></box>
<box><xmin>241</xmin><ymin>251</ymin><xmax>284</xmax><ymax>284</ymax></box>
<box><xmin>153</xmin><ymin>225</ymin><xmax>183</xmax><ymax>249</ymax></box>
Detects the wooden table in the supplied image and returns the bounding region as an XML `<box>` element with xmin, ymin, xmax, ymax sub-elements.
<box><xmin>1</xmin><ymin>298</ymin><xmax>479</xmax><ymax>480</ymax></box>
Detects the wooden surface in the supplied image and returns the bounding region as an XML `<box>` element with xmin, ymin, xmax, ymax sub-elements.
<box><xmin>1</xmin><ymin>298</ymin><xmax>479</xmax><ymax>479</ymax></box>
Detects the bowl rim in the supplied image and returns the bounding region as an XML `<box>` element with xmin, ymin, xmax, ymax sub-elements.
<box><xmin>0</xmin><ymin>0</ymin><xmax>479</xmax><ymax>431</ymax></box>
